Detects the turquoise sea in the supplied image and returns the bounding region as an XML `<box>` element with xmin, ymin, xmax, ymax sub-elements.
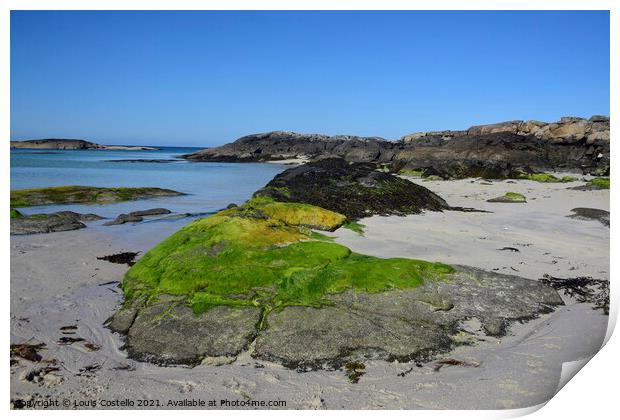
<box><xmin>10</xmin><ymin>147</ymin><xmax>286</xmax><ymax>225</ymax></box>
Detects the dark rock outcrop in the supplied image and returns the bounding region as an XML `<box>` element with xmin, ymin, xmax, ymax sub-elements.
<box><xmin>254</xmin><ymin>158</ymin><xmax>449</xmax><ymax>219</ymax></box>
<box><xmin>184</xmin><ymin>131</ymin><xmax>389</xmax><ymax>163</ymax></box>
<box><xmin>10</xmin><ymin>211</ymin><xmax>103</xmax><ymax>235</ymax></box>
<box><xmin>183</xmin><ymin>116</ymin><xmax>609</xmax><ymax>178</ymax></box>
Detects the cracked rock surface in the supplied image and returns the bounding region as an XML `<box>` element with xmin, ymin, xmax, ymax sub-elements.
<box><xmin>109</xmin><ymin>266</ymin><xmax>563</xmax><ymax>368</ymax></box>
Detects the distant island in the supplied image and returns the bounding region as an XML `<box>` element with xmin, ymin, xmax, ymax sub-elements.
<box><xmin>10</xmin><ymin>138</ymin><xmax>160</xmax><ymax>151</ymax></box>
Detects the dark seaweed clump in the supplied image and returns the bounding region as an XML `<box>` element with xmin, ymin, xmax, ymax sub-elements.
<box><xmin>254</xmin><ymin>158</ymin><xmax>449</xmax><ymax>220</ymax></box>
<box><xmin>97</xmin><ymin>252</ymin><xmax>140</xmax><ymax>266</ymax></box>
<box><xmin>541</xmin><ymin>275</ymin><xmax>609</xmax><ymax>314</ymax></box>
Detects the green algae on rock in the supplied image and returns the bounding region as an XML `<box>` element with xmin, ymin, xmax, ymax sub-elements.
<box><xmin>588</xmin><ymin>177</ymin><xmax>610</xmax><ymax>189</ymax></box>
<box><xmin>516</xmin><ymin>172</ymin><xmax>577</xmax><ymax>183</ymax></box>
<box><xmin>10</xmin><ymin>185</ymin><xmax>184</xmax><ymax>208</ymax></box>
<box><xmin>568</xmin><ymin>177</ymin><xmax>610</xmax><ymax>191</ymax></box>
<box><xmin>111</xmin><ymin>197</ymin><xmax>459</xmax><ymax>365</ymax></box>
<box><xmin>487</xmin><ymin>192</ymin><xmax>527</xmax><ymax>203</ymax></box>
<box><xmin>108</xmin><ymin>165</ymin><xmax>564</xmax><ymax>368</ymax></box>
<box><xmin>120</xmin><ymin>198</ymin><xmax>452</xmax><ymax>315</ymax></box>
<box><xmin>10</xmin><ymin>209</ymin><xmax>22</xmax><ymax>219</ymax></box>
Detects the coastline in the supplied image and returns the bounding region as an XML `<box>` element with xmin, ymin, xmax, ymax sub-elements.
<box><xmin>10</xmin><ymin>177</ymin><xmax>609</xmax><ymax>409</ymax></box>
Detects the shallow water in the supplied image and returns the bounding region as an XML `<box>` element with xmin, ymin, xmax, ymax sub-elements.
<box><xmin>10</xmin><ymin>147</ymin><xmax>286</xmax><ymax>222</ymax></box>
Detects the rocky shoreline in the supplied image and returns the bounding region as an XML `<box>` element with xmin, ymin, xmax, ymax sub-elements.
<box><xmin>183</xmin><ymin>116</ymin><xmax>609</xmax><ymax>178</ymax></box>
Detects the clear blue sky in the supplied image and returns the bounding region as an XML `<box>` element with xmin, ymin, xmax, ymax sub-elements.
<box><xmin>11</xmin><ymin>10</ymin><xmax>609</xmax><ymax>147</ymax></box>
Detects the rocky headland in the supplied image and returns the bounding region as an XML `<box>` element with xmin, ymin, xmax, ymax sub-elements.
<box><xmin>183</xmin><ymin>116</ymin><xmax>609</xmax><ymax>178</ymax></box>
<box><xmin>10</xmin><ymin>139</ymin><xmax>159</xmax><ymax>151</ymax></box>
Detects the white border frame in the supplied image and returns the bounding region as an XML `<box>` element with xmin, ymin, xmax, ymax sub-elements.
<box><xmin>2</xmin><ymin>2</ymin><xmax>615</xmax><ymax>419</ymax></box>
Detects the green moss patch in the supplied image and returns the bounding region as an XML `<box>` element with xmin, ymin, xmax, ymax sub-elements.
<box><xmin>487</xmin><ymin>192</ymin><xmax>527</xmax><ymax>203</ymax></box>
<box><xmin>341</xmin><ymin>221</ymin><xmax>365</xmax><ymax>235</ymax></box>
<box><xmin>505</xmin><ymin>192</ymin><xmax>526</xmax><ymax>200</ymax></box>
<box><xmin>516</xmin><ymin>172</ymin><xmax>577</xmax><ymax>183</ymax></box>
<box><xmin>122</xmin><ymin>199</ymin><xmax>453</xmax><ymax>316</ymax></box>
<box><xmin>588</xmin><ymin>178</ymin><xmax>610</xmax><ymax>189</ymax></box>
<box><xmin>249</xmin><ymin>196</ymin><xmax>346</xmax><ymax>231</ymax></box>
<box><xmin>10</xmin><ymin>185</ymin><xmax>184</xmax><ymax>208</ymax></box>
<box><xmin>10</xmin><ymin>209</ymin><xmax>22</xmax><ymax>219</ymax></box>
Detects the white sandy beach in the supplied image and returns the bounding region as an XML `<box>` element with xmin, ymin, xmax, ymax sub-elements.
<box><xmin>10</xmin><ymin>178</ymin><xmax>609</xmax><ymax>410</ymax></box>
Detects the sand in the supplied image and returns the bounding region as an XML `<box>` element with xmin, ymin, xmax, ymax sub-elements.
<box><xmin>10</xmin><ymin>177</ymin><xmax>609</xmax><ymax>410</ymax></box>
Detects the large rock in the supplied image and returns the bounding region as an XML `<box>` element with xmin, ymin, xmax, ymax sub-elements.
<box><xmin>254</xmin><ymin>158</ymin><xmax>449</xmax><ymax>219</ymax></box>
<box><xmin>254</xmin><ymin>266</ymin><xmax>563</xmax><ymax>369</ymax></box>
<box><xmin>110</xmin><ymin>266</ymin><xmax>563</xmax><ymax>369</ymax></box>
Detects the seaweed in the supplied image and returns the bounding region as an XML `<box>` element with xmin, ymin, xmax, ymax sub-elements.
<box><xmin>541</xmin><ymin>275</ymin><xmax>609</xmax><ymax>314</ymax></box>
<box><xmin>344</xmin><ymin>361</ymin><xmax>366</xmax><ymax>383</ymax></box>
<box><xmin>10</xmin><ymin>343</ymin><xmax>46</xmax><ymax>362</ymax></box>
<box><xmin>97</xmin><ymin>252</ymin><xmax>140</xmax><ymax>266</ymax></box>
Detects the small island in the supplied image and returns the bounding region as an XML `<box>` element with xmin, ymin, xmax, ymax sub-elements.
<box><xmin>10</xmin><ymin>139</ymin><xmax>160</xmax><ymax>151</ymax></box>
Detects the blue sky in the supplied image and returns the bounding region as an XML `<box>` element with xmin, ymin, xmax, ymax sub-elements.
<box><xmin>11</xmin><ymin>10</ymin><xmax>609</xmax><ymax>147</ymax></box>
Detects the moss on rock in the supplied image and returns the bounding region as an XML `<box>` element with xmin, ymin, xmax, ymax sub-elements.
<box><xmin>588</xmin><ymin>177</ymin><xmax>610</xmax><ymax>189</ymax></box>
<box><xmin>121</xmin><ymin>199</ymin><xmax>453</xmax><ymax>316</ymax></box>
<box><xmin>10</xmin><ymin>185</ymin><xmax>184</xmax><ymax>208</ymax></box>
<box><xmin>487</xmin><ymin>192</ymin><xmax>527</xmax><ymax>203</ymax></box>
<box><xmin>516</xmin><ymin>172</ymin><xmax>577</xmax><ymax>183</ymax></box>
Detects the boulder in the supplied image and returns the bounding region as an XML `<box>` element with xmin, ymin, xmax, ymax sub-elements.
<box><xmin>254</xmin><ymin>158</ymin><xmax>449</xmax><ymax>219</ymax></box>
<box><xmin>103</xmin><ymin>214</ymin><xmax>143</xmax><ymax>226</ymax></box>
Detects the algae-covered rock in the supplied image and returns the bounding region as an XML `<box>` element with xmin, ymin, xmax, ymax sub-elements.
<box><xmin>108</xmin><ymin>162</ymin><xmax>564</xmax><ymax>368</ymax></box>
<box><xmin>516</xmin><ymin>172</ymin><xmax>577</xmax><ymax>183</ymax></box>
<box><xmin>10</xmin><ymin>185</ymin><xmax>184</xmax><ymax>207</ymax></box>
<box><xmin>112</xmin><ymin>192</ymin><xmax>563</xmax><ymax>367</ymax></box>
<box><xmin>487</xmin><ymin>192</ymin><xmax>527</xmax><ymax>203</ymax></box>
<box><xmin>112</xmin><ymin>195</ymin><xmax>459</xmax><ymax>365</ymax></box>
<box><xmin>254</xmin><ymin>158</ymin><xmax>449</xmax><ymax>219</ymax></box>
